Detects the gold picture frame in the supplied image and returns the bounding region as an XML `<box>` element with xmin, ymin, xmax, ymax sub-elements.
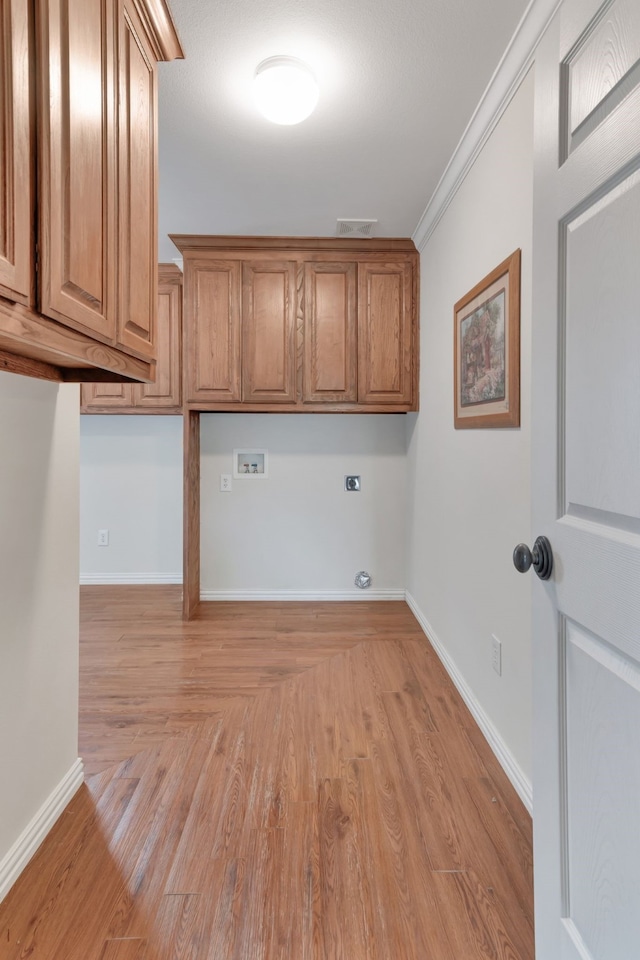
<box><xmin>454</xmin><ymin>249</ymin><xmax>521</xmax><ymax>429</ymax></box>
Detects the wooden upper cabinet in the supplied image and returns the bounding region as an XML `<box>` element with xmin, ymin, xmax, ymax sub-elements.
<box><xmin>303</xmin><ymin>262</ymin><xmax>357</xmax><ymax>403</ymax></box>
<box><xmin>242</xmin><ymin>260</ymin><xmax>297</xmax><ymax>403</ymax></box>
<box><xmin>358</xmin><ymin>261</ymin><xmax>414</xmax><ymax>405</ymax></box>
<box><xmin>0</xmin><ymin>0</ymin><xmax>182</xmax><ymax>382</ymax></box>
<box><xmin>135</xmin><ymin>264</ymin><xmax>181</xmax><ymax>408</ymax></box>
<box><xmin>0</xmin><ymin>0</ymin><xmax>34</xmax><ymax>306</ymax></box>
<box><xmin>81</xmin><ymin>381</ymin><xmax>134</xmax><ymax>410</ymax></box>
<box><xmin>117</xmin><ymin>0</ymin><xmax>157</xmax><ymax>358</ymax></box>
<box><xmin>38</xmin><ymin>0</ymin><xmax>118</xmax><ymax>342</ymax></box>
<box><xmin>173</xmin><ymin>236</ymin><xmax>418</xmax><ymax>413</ymax></box>
<box><xmin>81</xmin><ymin>262</ymin><xmax>182</xmax><ymax>412</ymax></box>
<box><xmin>184</xmin><ymin>259</ymin><xmax>241</xmax><ymax>404</ymax></box>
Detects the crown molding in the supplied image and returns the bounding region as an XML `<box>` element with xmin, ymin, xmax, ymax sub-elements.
<box><xmin>412</xmin><ymin>0</ymin><xmax>561</xmax><ymax>253</ymax></box>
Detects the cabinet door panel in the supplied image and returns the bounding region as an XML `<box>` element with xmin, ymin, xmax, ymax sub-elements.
<box><xmin>0</xmin><ymin>0</ymin><xmax>33</xmax><ymax>305</ymax></box>
<box><xmin>134</xmin><ymin>276</ymin><xmax>180</xmax><ymax>408</ymax></box>
<box><xmin>117</xmin><ymin>0</ymin><xmax>156</xmax><ymax>358</ymax></box>
<box><xmin>303</xmin><ymin>262</ymin><xmax>356</xmax><ymax>402</ymax></box>
<box><xmin>243</xmin><ymin>260</ymin><xmax>297</xmax><ymax>403</ymax></box>
<box><xmin>358</xmin><ymin>261</ymin><xmax>413</xmax><ymax>404</ymax></box>
<box><xmin>185</xmin><ymin>259</ymin><xmax>241</xmax><ymax>403</ymax></box>
<box><xmin>38</xmin><ymin>0</ymin><xmax>117</xmax><ymax>341</ymax></box>
<box><xmin>80</xmin><ymin>381</ymin><xmax>134</xmax><ymax>410</ymax></box>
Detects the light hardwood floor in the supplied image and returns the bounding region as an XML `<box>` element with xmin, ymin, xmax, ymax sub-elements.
<box><xmin>0</xmin><ymin>586</ymin><xmax>534</xmax><ymax>959</ymax></box>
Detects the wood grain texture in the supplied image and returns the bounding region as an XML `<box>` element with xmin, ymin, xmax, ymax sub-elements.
<box><xmin>0</xmin><ymin>347</ymin><xmax>62</xmax><ymax>381</ymax></box>
<box><xmin>130</xmin><ymin>0</ymin><xmax>184</xmax><ymax>61</ymax></box>
<box><xmin>185</xmin><ymin>258</ymin><xmax>242</xmax><ymax>403</ymax></box>
<box><xmin>564</xmin><ymin>0</ymin><xmax>640</xmax><ymax>153</ymax></box>
<box><xmin>80</xmin><ymin>381</ymin><xmax>135</xmax><ymax>408</ymax></box>
<box><xmin>358</xmin><ymin>260</ymin><xmax>414</xmax><ymax>405</ymax></box>
<box><xmin>184</xmin><ymin>400</ymin><xmax>417</xmax><ymax>414</ymax></box>
<box><xmin>117</xmin><ymin>0</ymin><xmax>157</xmax><ymax>358</ymax></box>
<box><xmin>80</xmin><ymin>264</ymin><xmax>181</xmax><ymax>411</ymax></box>
<box><xmin>0</xmin><ymin>587</ymin><xmax>533</xmax><ymax>959</ymax></box>
<box><xmin>38</xmin><ymin>0</ymin><xmax>118</xmax><ymax>341</ymax></box>
<box><xmin>242</xmin><ymin>260</ymin><xmax>297</xmax><ymax>403</ymax></box>
<box><xmin>0</xmin><ymin>0</ymin><xmax>179</xmax><ymax>382</ymax></box>
<box><xmin>180</xmin><ymin>238</ymin><xmax>419</xmax><ymax>413</ymax></box>
<box><xmin>0</xmin><ymin>295</ymin><xmax>155</xmax><ymax>379</ymax></box>
<box><xmin>134</xmin><ymin>265</ymin><xmax>181</xmax><ymax>408</ymax></box>
<box><xmin>0</xmin><ymin>0</ymin><xmax>34</xmax><ymax>307</ymax></box>
<box><xmin>183</xmin><ymin>412</ymin><xmax>200</xmax><ymax>620</ymax></box>
<box><xmin>303</xmin><ymin>262</ymin><xmax>357</xmax><ymax>403</ymax></box>
<box><xmin>171</xmin><ymin>235</ymin><xmax>418</xmax><ymax>254</ymax></box>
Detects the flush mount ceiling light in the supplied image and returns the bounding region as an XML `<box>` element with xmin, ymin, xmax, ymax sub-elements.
<box><xmin>254</xmin><ymin>56</ymin><xmax>319</xmax><ymax>125</ymax></box>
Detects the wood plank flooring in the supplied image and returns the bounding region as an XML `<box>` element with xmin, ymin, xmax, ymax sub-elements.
<box><xmin>0</xmin><ymin>586</ymin><xmax>534</xmax><ymax>959</ymax></box>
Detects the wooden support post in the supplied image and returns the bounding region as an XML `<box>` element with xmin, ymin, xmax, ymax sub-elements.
<box><xmin>183</xmin><ymin>408</ymin><xmax>200</xmax><ymax>619</ymax></box>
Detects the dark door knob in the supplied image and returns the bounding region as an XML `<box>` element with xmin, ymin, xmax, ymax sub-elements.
<box><xmin>513</xmin><ymin>536</ymin><xmax>553</xmax><ymax>580</ymax></box>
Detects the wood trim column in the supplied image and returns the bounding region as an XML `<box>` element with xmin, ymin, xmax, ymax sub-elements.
<box><xmin>183</xmin><ymin>408</ymin><xmax>200</xmax><ymax>619</ymax></box>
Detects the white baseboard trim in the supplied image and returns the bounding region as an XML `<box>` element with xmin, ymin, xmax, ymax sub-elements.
<box><xmin>412</xmin><ymin>0</ymin><xmax>560</xmax><ymax>252</ymax></box>
<box><xmin>200</xmin><ymin>588</ymin><xmax>407</xmax><ymax>602</ymax></box>
<box><xmin>405</xmin><ymin>592</ymin><xmax>533</xmax><ymax>814</ymax></box>
<box><xmin>80</xmin><ymin>572</ymin><xmax>182</xmax><ymax>585</ymax></box>
<box><xmin>0</xmin><ymin>758</ymin><xmax>84</xmax><ymax>903</ymax></box>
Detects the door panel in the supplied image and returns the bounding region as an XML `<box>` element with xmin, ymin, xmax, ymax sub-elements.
<box><xmin>81</xmin><ymin>381</ymin><xmax>133</xmax><ymax>409</ymax></box>
<box><xmin>117</xmin><ymin>0</ymin><xmax>156</xmax><ymax>357</ymax></box>
<box><xmin>564</xmin><ymin>171</ymin><xmax>640</xmax><ymax>523</ymax></box>
<box><xmin>185</xmin><ymin>259</ymin><xmax>241</xmax><ymax>403</ymax></box>
<box><xmin>303</xmin><ymin>262</ymin><xmax>356</xmax><ymax>402</ymax></box>
<box><xmin>135</xmin><ymin>277</ymin><xmax>180</xmax><ymax>408</ymax></box>
<box><xmin>563</xmin><ymin>620</ymin><xmax>640</xmax><ymax>959</ymax></box>
<box><xmin>532</xmin><ymin>2</ymin><xmax>640</xmax><ymax>957</ymax></box>
<box><xmin>0</xmin><ymin>0</ymin><xmax>33</xmax><ymax>305</ymax></box>
<box><xmin>358</xmin><ymin>261</ymin><xmax>413</xmax><ymax>404</ymax></box>
<box><xmin>242</xmin><ymin>260</ymin><xmax>297</xmax><ymax>403</ymax></box>
<box><xmin>562</xmin><ymin>0</ymin><xmax>640</xmax><ymax>156</ymax></box>
<box><xmin>39</xmin><ymin>0</ymin><xmax>117</xmax><ymax>340</ymax></box>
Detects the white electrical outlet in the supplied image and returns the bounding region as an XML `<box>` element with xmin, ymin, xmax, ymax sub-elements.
<box><xmin>491</xmin><ymin>634</ymin><xmax>502</xmax><ymax>676</ymax></box>
<box><xmin>220</xmin><ymin>474</ymin><xmax>232</xmax><ymax>492</ymax></box>
<box><xmin>97</xmin><ymin>529</ymin><xmax>109</xmax><ymax>546</ymax></box>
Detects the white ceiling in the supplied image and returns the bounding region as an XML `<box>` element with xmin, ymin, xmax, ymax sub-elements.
<box><xmin>157</xmin><ymin>0</ymin><xmax>530</xmax><ymax>262</ymax></box>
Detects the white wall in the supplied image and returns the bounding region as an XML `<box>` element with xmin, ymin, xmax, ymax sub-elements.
<box><xmin>406</xmin><ymin>72</ymin><xmax>534</xmax><ymax>789</ymax></box>
<box><xmin>200</xmin><ymin>414</ymin><xmax>407</xmax><ymax>597</ymax></box>
<box><xmin>80</xmin><ymin>416</ymin><xmax>183</xmax><ymax>581</ymax></box>
<box><xmin>0</xmin><ymin>374</ymin><xmax>80</xmax><ymax>882</ymax></box>
<box><xmin>79</xmin><ymin>413</ymin><xmax>407</xmax><ymax>597</ymax></box>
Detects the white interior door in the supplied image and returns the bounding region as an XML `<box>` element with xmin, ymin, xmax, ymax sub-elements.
<box><xmin>531</xmin><ymin>1</ymin><xmax>640</xmax><ymax>958</ymax></box>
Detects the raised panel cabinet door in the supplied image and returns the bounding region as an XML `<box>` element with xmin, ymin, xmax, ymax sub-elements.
<box><xmin>532</xmin><ymin>3</ymin><xmax>640</xmax><ymax>957</ymax></box>
<box><xmin>80</xmin><ymin>381</ymin><xmax>134</xmax><ymax>410</ymax></box>
<box><xmin>184</xmin><ymin>258</ymin><xmax>241</xmax><ymax>403</ymax></box>
<box><xmin>243</xmin><ymin>260</ymin><xmax>297</xmax><ymax>403</ymax></box>
<box><xmin>303</xmin><ymin>262</ymin><xmax>356</xmax><ymax>403</ymax></box>
<box><xmin>134</xmin><ymin>269</ymin><xmax>181</xmax><ymax>409</ymax></box>
<box><xmin>38</xmin><ymin>0</ymin><xmax>117</xmax><ymax>342</ymax></box>
<box><xmin>117</xmin><ymin>0</ymin><xmax>157</xmax><ymax>360</ymax></box>
<box><xmin>0</xmin><ymin>0</ymin><xmax>33</xmax><ymax>306</ymax></box>
<box><xmin>357</xmin><ymin>260</ymin><xmax>414</xmax><ymax>405</ymax></box>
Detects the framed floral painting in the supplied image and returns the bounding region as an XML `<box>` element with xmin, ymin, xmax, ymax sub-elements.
<box><xmin>454</xmin><ymin>249</ymin><xmax>521</xmax><ymax>428</ymax></box>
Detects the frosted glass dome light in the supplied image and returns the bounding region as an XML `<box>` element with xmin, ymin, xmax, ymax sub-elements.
<box><xmin>254</xmin><ymin>56</ymin><xmax>319</xmax><ymax>125</ymax></box>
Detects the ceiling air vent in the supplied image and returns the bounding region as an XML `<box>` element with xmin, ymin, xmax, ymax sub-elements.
<box><xmin>336</xmin><ymin>219</ymin><xmax>378</xmax><ymax>238</ymax></box>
